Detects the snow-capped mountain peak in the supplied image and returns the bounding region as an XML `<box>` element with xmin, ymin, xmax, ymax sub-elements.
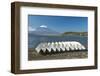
<box><xmin>29</xmin><ymin>25</ymin><xmax>60</xmax><ymax>35</ymax></box>
<box><xmin>39</xmin><ymin>25</ymin><xmax>47</xmax><ymax>28</ymax></box>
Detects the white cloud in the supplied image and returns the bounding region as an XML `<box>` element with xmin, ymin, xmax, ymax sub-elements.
<box><xmin>29</xmin><ymin>26</ymin><xmax>36</xmax><ymax>31</ymax></box>
<box><xmin>40</xmin><ymin>25</ymin><xmax>47</xmax><ymax>28</ymax></box>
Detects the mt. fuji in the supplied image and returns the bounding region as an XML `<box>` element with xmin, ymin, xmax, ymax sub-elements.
<box><xmin>29</xmin><ymin>25</ymin><xmax>60</xmax><ymax>35</ymax></box>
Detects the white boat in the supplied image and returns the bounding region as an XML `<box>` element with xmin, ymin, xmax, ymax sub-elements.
<box><xmin>35</xmin><ymin>41</ymin><xmax>86</xmax><ymax>54</ymax></box>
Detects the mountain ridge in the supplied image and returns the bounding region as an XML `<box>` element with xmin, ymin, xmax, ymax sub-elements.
<box><xmin>29</xmin><ymin>25</ymin><xmax>60</xmax><ymax>35</ymax></box>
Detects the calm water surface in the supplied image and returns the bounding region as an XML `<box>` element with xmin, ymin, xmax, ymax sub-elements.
<box><xmin>28</xmin><ymin>34</ymin><xmax>88</xmax><ymax>49</ymax></box>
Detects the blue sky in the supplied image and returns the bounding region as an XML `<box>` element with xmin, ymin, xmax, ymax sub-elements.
<box><xmin>28</xmin><ymin>15</ymin><xmax>88</xmax><ymax>33</ymax></box>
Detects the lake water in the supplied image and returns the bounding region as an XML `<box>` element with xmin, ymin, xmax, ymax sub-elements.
<box><xmin>28</xmin><ymin>34</ymin><xmax>88</xmax><ymax>49</ymax></box>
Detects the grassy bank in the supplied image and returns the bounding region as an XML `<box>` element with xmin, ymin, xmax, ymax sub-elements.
<box><xmin>28</xmin><ymin>48</ymin><xmax>88</xmax><ymax>61</ymax></box>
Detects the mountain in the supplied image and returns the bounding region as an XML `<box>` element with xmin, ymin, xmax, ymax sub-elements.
<box><xmin>29</xmin><ymin>25</ymin><xmax>60</xmax><ymax>35</ymax></box>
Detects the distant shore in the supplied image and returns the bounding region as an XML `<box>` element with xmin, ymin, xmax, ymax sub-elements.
<box><xmin>31</xmin><ymin>32</ymin><xmax>88</xmax><ymax>37</ymax></box>
<box><xmin>62</xmin><ymin>32</ymin><xmax>87</xmax><ymax>36</ymax></box>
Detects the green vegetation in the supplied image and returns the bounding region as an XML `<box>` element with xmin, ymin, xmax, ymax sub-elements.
<box><xmin>36</xmin><ymin>32</ymin><xmax>88</xmax><ymax>37</ymax></box>
<box><xmin>62</xmin><ymin>32</ymin><xmax>87</xmax><ymax>36</ymax></box>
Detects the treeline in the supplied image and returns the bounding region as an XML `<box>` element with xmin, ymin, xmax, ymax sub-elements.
<box><xmin>62</xmin><ymin>32</ymin><xmax>87</xmax><ymax>36</ymax></box>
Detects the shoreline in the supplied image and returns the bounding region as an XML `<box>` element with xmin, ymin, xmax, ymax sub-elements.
<box><xmin>28</xmin><ymin>49</ymin><xmax>88</xmax><ymax>61</ymax></box>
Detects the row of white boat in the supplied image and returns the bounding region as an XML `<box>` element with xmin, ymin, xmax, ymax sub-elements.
<box><xmin>35</xmin><ymin>41</ymin><xmax>86</xmax><ymax>53</ymax></box>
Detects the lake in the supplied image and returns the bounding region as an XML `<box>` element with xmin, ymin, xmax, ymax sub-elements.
<box><xmin>28</xmin><ymin>34</ymin><xmax>88</xmax><ymax>49</ymax></box>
